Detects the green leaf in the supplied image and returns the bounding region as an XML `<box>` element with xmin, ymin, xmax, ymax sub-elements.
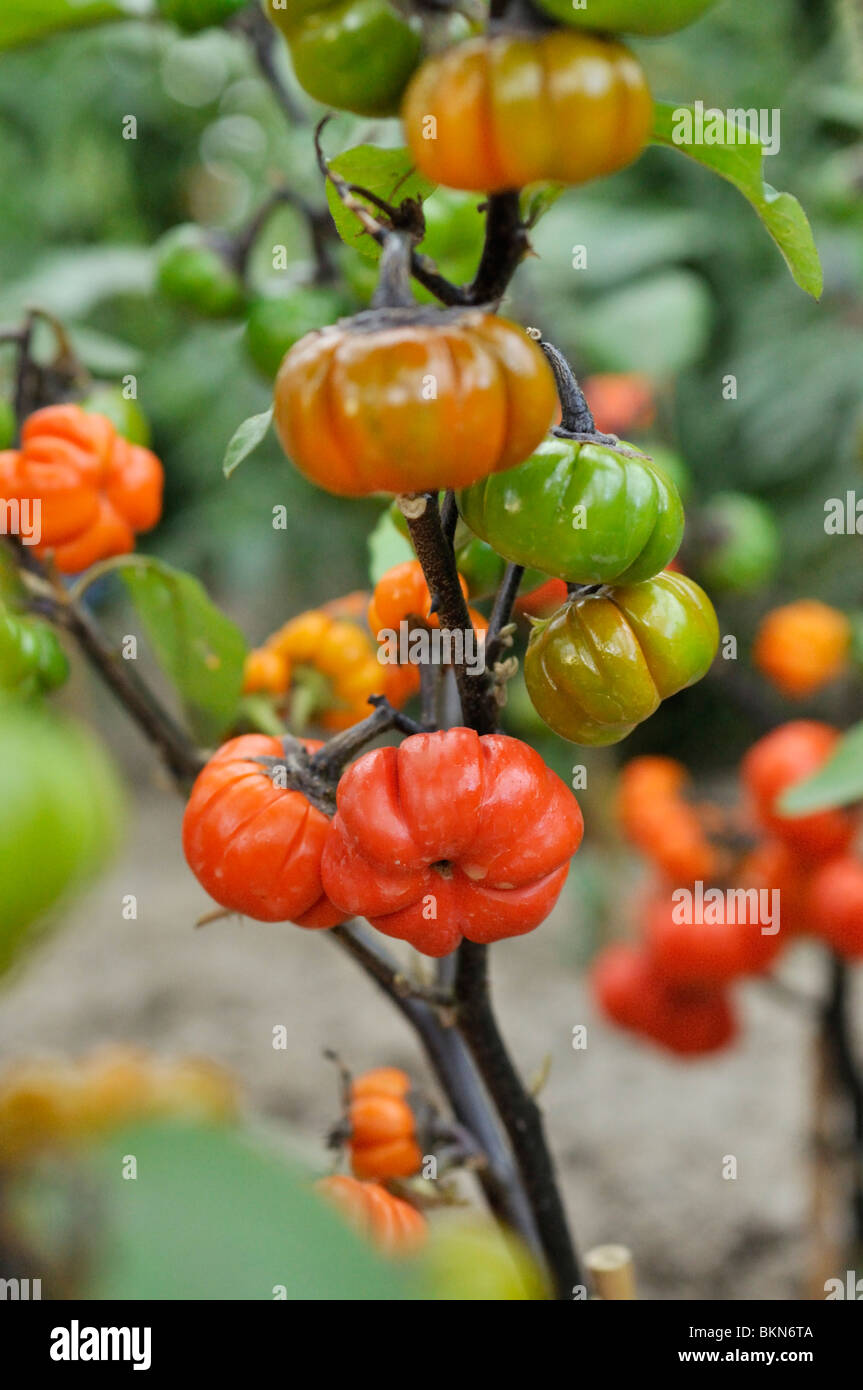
<box><xmin>325</xmin><ymin>146</ymin><xmax>435</xmax><ymax>264</ymax></box>
<box><xmin>13</xmin><ymin>1122</ymin><xmax>419</xmax><ymax>1300</ymax></box>
<box><xmin>778</xmin><ymin>722</ymin><xmax>863</xmax><ymax>815</ymax></box>
<box><xmin>368</xmin><ymin>509</ymin><xmax>414</xmax><ymax>586</ymax></box>
<box><xmin>0</xmin><ymin>0</ymin><xmax>151</xmax><ymax>50</ymax></box>
<box><xmin>651</xmin><ymin>102</ymin><xmax>823</xmax><ymax>299</ymax></box>
<box><xmin>520</xmin><ymin>181</ymin><xmax>565</xmax><ymax>229</ymax></box>
<box><xmin>223</xmin><ymin>407</ymin><xmax>273</xmax><ymax>479</ymax></box>
<box><xmin>576</xmin><ymin>270</ymin><xmax>713</xmax><ymax>375</ymax></box>
<box><xmin>115</xmin><ymin>557</ymin><xmax>246</xmax><ymax>745</ymax></box>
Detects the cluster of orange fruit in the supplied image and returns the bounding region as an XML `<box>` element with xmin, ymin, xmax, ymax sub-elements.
<box><xmin>593</xmin><ymin>721</ymin><xmax>862</xmax><ymax>1058</ymax></box>
<box><xmin>243</xmin><ymin>560</ymin><xmax>484</xmax><ymax>731</ymax></box>
<box><xmin>317</xmin><ymin>1065</ymin><xmax>427</xmax><ymax>1257</ymax></box>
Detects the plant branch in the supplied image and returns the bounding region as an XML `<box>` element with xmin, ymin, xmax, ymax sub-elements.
<box><xmin>233</xmin><ymin>5</ymin><xmax>308</xmax><ymax>125</ymax></box>
<box><xmin>399</xmin><ymin>492</ymin><xmax>497</xmax><ymax>734</ymax></box>
<box><xmin>32</xmin><ymin>565</ymin><xmax>204</xmax><ymax>785</ymax></box>
<box><xmin>822</xmin><ymin>952</ymin><xmax>863</xmax><ymax>1245</ymax></box>
<box><xmin>467</xmin><ymin>192</ymin><xmax>530</xmax><ymax>306</ymax></box>
<box><xmin>454</xmin><ymin>939</ymin><xmax>582</xmax><ymax>1299</ymax></box>
<box><xmin>328</xmin><ymin>923</ymin><xmax>542</xmax><ymax>1254</ymax></box>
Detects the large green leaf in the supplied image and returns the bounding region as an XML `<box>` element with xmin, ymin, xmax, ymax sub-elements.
<box><xmin>112</xmin><ymin>556</ymin><xmax>246</xmax><ymax>745</ymax></box>
<box><xmin>779</xmin><ymin>722</ymin><xmax>863</xmax><ymax>815</ymax></box>
<box><xmin>0</xmin><ymin>0</ymin><xmax>151</xmax><ymax>49</ymax></box>
<box><xmin>325</xmin><ymin>146</ymin><xmax>435</xmax><ymax>264</ymax></box>
<box><xmin>13</xmin><ymin>1122</ymin><xmax>418</xmax><ymax>1300</ymax></box>
<box><xmin>651</xmin><ymin>102</ymin><xmax>823</xmax><ymax>299</ymax></box>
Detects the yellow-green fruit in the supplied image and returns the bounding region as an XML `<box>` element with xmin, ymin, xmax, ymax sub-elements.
<box><xmin>425</xmin><ymin>1223</ymin><xmax>550</xmax><ymax>1300</ymax></box>
<box><xmin>524</xmin><ymin>571</ymin><xmax>719</xmax><ymax>745</ymax></box>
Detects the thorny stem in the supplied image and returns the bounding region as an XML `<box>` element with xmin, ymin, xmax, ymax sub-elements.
<box><xmin>403</xmin><ymin>490</ymin><xmax>582</xmax><ymax>1297</ymax></box>
<box><xmin>454</xmin><ymin>939</ymin><xmax>582</xmax><ymax>1299</ymax></box>
<box><xmin>485</xmin><ymin>562</ymin><xmax>524</xmax><ymax>667</ymax></box>
<box><xmin>468</xmin><ymin>192</ymin><xmax>531</xmax><ymax>306</ymax></box>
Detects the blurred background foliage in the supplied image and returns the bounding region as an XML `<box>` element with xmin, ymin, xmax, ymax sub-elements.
<box><xmin>0</xmin><ymin>0</ymin><xmax>861</xmax><ymax>775</ymax></box>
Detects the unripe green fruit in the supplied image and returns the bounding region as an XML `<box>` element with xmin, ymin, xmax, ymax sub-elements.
<box><xmin>530</xmin><ymin>0</ymin><xmax>717</xmax><ymax>36</ymax></box>
<box><xmin>155</xmin><ymin>225</ymin><xmax>245</xmax><ymax>318</ymax></box>
<box><xmin>697</xmin><ymin>492</ymin><xmax>780</xmax><ymax>595</ymax></box>
<box><xmin>244</xmin><ymin>286</ymin><xmax>349</xmax><ymax>380</ymax></box>
<box><xmin>156</xmin><ymin>0</ymin><xmax>249</xmax><ymax>33</ymax></box>
<box><xmin>0</xmin><ymin>705</ymin><xmax>124</xmax><ymax>974</ymax></box>
<box><xmin>79</xmin><ymin>384</ymin><xmax>151</xmax><ymax>447</ymax></box>
<box><xmin>425</xmin><ymin>1223</ymin><xmax>550</xmax><ymax>1301</ymax></box>
<box><xmin>0</xmin><ymin>611</ymin><xmax>69</xmax><ymax>700</ymax></box>
<box><xmin>270</xmin><ymin>0</ymin><xmax>422</xmax><ymax>117</ymax></box>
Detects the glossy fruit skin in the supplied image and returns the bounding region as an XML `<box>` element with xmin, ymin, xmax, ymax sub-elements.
<box><xmin>155</xmin><ymin>225</ymin><xmax>245</xmax><ymax>318</ymax></box>
<box><xmin>274</xmin><ymin>307</ymin><xmax>557</xmax><ymax>497</ymax></box>
<box><xmin>0</xmin><ymin>706</ymin><xmax>124</xmax><ymax>976</ymax></box>
<box><xmin>402</xmin><ymin>32</ymin><xmax>653</xmax><ymax>194</ymax></box>
<box><xmin>272</xmin><ymin>0</ymin><xmax>422</xmax><ymax>118</ymax></box>
<box><xmin>321</xmin><ymin>728</ymin><xmax>584</xmax><ymax>957</ymax></box>
<box><xmin>0</xmin><ymin>405</ymin><xmax>163</xmax><ymax>575</ymax></box>
<box><xmin>524</xmin><ymin>571</ymin><xmax>719</xmax><ymax>746</ymax></box>
<box><xmin>593</xmin><ymin>943</ymin><xmax>737</xmax><ymax>1057</ymax></box>
<box><xmin>0</xmin><ymin>610</ymin><xmax>68</xmax><ymax>699</ymax></box>
<box><xmin>244</xmin><ymin>286</ymin><xmax>349</xmax><ymax>380</ymax></box>
<box><xmin>531</xmin><ymin>0</ymin><xmax>717</xmax><ymax>34</ymax></box>
<box><xmin>617</xmin><ymin>756</ymin><xmax>718</xmax><ymax>883</ymax></box>
<box><xmin>741</xmin><ymin>722</ymin><xmax>856</xmax><ymax>860</ymax></box>
<box><xmin>348</xmin><ymin>1068</ymin><xmax>422</xmax><ymax>1181</ymax></box>
<box><xmin>182</xmin><ymin>734</ymin><xmax>343</xmax><ymax>928</ymax></box>
<box><xmin>807</xmin><ymin>857</ymin><xmax>863</xmax><ymax>958</ymax></box>
<box><xmin>0</xmin><ymin>1046</ymin><xmax>236</xmax><ymax>1164</ymax></box>
<box><xmin>157</xmin><ymin>0</ymin><xmax>248</xmax><ymax>30</ymax></box>
<box><xmin>698</xmin><ymin>493</ymin><xmax>780</xmax><ymax>595</ymax></box>
<box><xmin>317</xmin><ymin>1175</ymin><xmax>427</xmax><ymax>1256</ymax></box>
<box><xmin>246</xmin><ymin>598</ymin><xmax>410</xmax><ymax>731</ymax></box>
<box><xmin>367</xmin><ymin>561</ymin><xmax>488</xmax><ymax>673</ymax></box>
<box><xmin>458</xmin><ymin>437</ymin><xmax>684</xmax><ymax>586</ymax></box>
<box><xmin>643</xmin><ymin>892</ymin><xmax>785</xmax><ymax>987</ymax></box>
<box><xmin>753</xmin><ymin>600</ymin><xmax>851</xmax><ymax>698</ymax></box>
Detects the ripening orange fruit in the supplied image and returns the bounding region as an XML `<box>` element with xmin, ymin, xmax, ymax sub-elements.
<box><xmin>753</xmin><ymin>600</ymin><xmax>851</xmax><ymax>698</ymax></box>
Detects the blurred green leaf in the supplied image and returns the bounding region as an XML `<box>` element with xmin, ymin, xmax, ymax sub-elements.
<box><xmin>368</xmin><ymin>509</ymin><xmax>413</xmax><ymax>585</ymax></box>
<box><xmin>16</xmin><ymin>1122</ymin><xmax>418</xmax><ymax>1300</ymax></box>
<box><xmin>0</xmin><ymin>0</ymin><xmax>152</xmax><ymax>49</ymax></box>
<box><xmin>0</xmin><ymin>247</ymin><xmax>153</xmax><ymax>321</ymax></box>
<box><xmin>575</xmin><ymin>271</ymin><xmax>712</xmax><ymax>374</ymax></box>
<box><xmin>223</xmin><ymin>407</ymin><xmax>273</xmax><ymax>479</ymax></box>
<box><xmin>108</xmin><ymin>556</ymin><xmax>246</xmax><ymax>744</ymax></box>
<box><xmin>779</xmin><ymin>722</ymin><xmax>863</xmax><ymax>815</ymax></box>
<box><xmin>325</xmin><ymin>146</ymin><xmax>435</xmax><ymax>264</ymax></box>
<box><xmin>651</xmin><ymin>102</ymin><xmax>823</xmax><ymax>299</ymax></box>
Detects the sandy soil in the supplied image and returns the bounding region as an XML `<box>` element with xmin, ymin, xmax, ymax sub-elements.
<box><xmin>1</xmin><ymin>738</ymin><xmax>838</xmax><ymax>1302</ymax></box>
